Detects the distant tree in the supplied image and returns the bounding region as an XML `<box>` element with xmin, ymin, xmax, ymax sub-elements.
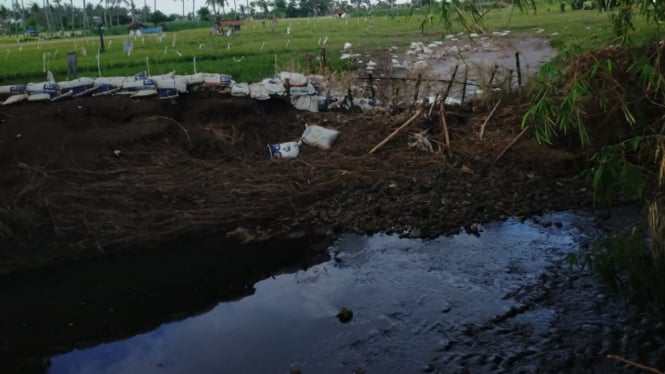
<box><xmin>273</xmin><ymin>0</ymin><xmax>287</xmax><ymax>16</ymax></box>
<box><xmin>149</xmin><ymin>9</ymin><xmax>170</xmax><ymax>24</ymax></box>
<box><xmin>286</xmin><ymin>0</ymin><xmax>298</xmax><ymax>17</ymax></box>
<box><xmin>198</xmin><ymin>6</ymin><xmax>212</xmax><ymax>20</ymax></box>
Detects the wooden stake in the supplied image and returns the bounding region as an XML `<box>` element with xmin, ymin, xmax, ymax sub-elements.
<box><xmin>461</xmin><ymin>66</ymin><xmax>468</xmax><ymax>105</ymax></box>
<box><xmin>440</xmin><ymin>101</ymin><xmax>452</xmax><ymax>158</ymax></box>
<box><xmin>442</xmin><ymin>65</ymin><xmax>459</xmax><ymax>101</ymax></box>
<box><xmin>515</xmin><ymin>51</ymin><xmax>522</xmax><ymax>88</ymax></box>
<box><xmin>414</xmin><ymin>74</ymin><xmax>422</xmax><ymax>104</ymax></box>
<box><xmin>494</xmin><ymin>125</ymin><xmax>529</xmax><ymax>163</ymax></box>
<box><xmin>489</xmin><ymin>64</ymin><xmax>498</xmax><ymax>88</ymax></box>
<box><xmin>479</xmin><ymin>99</ymin><xmax>502</xmax><ymax>140</ymax></box>
<box><xmin>369</xmin><ymin>109</ymin><xmax>423</xmax><ymax>154</ymax></box>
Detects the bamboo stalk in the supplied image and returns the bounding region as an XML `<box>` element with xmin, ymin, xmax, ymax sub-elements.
<box><xmin>494</xmin><ymin>125</ymin><xmax>530</xmax><ymax>163</ymax></box>
<box><xmin>440</xmin><ymin>101</ymin><xmax>452</xmax><ymax>158</ymax></box>
<box><xmin>479</xmin><ymin>99</ymin><xmax>502</xmax><ymax>140</ymax></box>
<box><xmin>368</xmin><ymin>109</ymin><xmax>423</xmax><ymax>154</ymax></box>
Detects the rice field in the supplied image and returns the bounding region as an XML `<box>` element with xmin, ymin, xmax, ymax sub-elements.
<box><xmin>0</xmin><ymin>4</ymin><xmax>651</xmax><ymax>85</ymax></box>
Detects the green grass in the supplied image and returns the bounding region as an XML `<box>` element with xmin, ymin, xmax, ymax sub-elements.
<box><xmin>0</xmin><ymin>4</ymin><xmax>657</xmax><ymax>85</ymax></box>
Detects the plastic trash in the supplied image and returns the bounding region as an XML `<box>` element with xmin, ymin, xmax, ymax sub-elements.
<box><xmin>267</xmin><ymin>141</ymin><xmax>300</xmax><ymax>159</ymax></box>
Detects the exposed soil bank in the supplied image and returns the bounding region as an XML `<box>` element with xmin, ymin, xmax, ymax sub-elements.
<box><xmin>0</xmin><ymin>93</ymin><xmax>592</xmax><ymax>275</ymax></box>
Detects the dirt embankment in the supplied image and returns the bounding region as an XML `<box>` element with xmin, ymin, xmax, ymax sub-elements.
<box><xmin>0</xmin><ymin>93</ymin><xmax>592</xmax><ymax>274</ymax></box>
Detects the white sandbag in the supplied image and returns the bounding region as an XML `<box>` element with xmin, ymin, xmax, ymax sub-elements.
<box><xmin>279</xmin><ymin>71</ymin><xmax>308</xmax><ymax>86</ymax></box>
<box><xmin>153</xmin><ymin>76</ymin><xmax>188</xmax><ymax>93</ymax></box>
<box><xmin>230</xmin><ymin>83</ymin><xmax>249</xmax><ymax>97</ymax></box>
<box><xmin>262</xmin><ymin>78</ymin><xmax>285</xmax><ymax>95</ymax></box>
<box><xmin>1</xmin><ymin>94</ymin><xmax>28</xmax><ymax>105</ymax></box>
<box><xmin>158</xmin><ymin>88</ymin><xmax>179</xmax><ymax>99</ymax></box>
<box><xmin>292</xmin><ymin>95</ymin><xmax>319</xmax><ymax>113</ymax></box>
<box><xmin>58</xmin><ymin>77</ymin><xmax>95</xmax><ymax>90</ymax></box>
<box><xmin>26</xmin><ymin>82</ymin><xmax>59</xmax><ymax>94</ymax></box>
<box><xmin>123</xmin><ymin>78</ymin><xmax>157</xmax><ymax>91</ymax></box>
<box><xmin>0</xmin><ymin>84</ymin><xmax>26</xmax><ymax>95</ymax></box>
<box><xmin>72</xmin><ymin>86</ymin><xmax>99</xmax><ymax>97</ymax></box>
<box><xmin>50</xmin><ymin>90</ymin><xmax>74</xmax><ymax>101</ymax></box>
<box><xmin>301</xmin><ymin>125</ymin><xmax>339</xmax><ymax>150</ymax></box>
<box><xmin>27</xmin><ymin>93</ymin><xmax>52</xmax><ymax>101</ymax></box>
<box><xmin>131</xmin><ymin>89</ymin><xmax>157</xmax><ymax>97</ymax></box>
<box><xmin>94</xmin><ymin>77</ymin><xmax>126</xmax><ymax>88</ymax></box>
<box><xmin>267</xmin><ymin>141</ymin><xmax>300</xmax><ymax>159</ymax></box>
<box><xmin>249</xmin><ymin>82</ymin><xmax>270</xmax><ymax>100</ymax></box>
<box><xmin>180</xmin><ymin>73</ymin><xmax>205</xmax><ymax>85</ymax></box>
<box><xmin>203</xmin><ymin>73</ymin><xmax>233</xmax><ymax>87</ymax></box>
<box><xmin>289</xmin><ymin>82</ymin><xmax>316</xmax><ymax>97</ymax></box>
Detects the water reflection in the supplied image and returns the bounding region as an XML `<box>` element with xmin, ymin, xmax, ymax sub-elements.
<box><xmin>49</xmin><ymin>212</ymin><xmax>594</xmax><ymax>374</ymax></box>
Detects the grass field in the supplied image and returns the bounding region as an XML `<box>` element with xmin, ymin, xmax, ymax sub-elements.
<box><xmin>0</xmin><ymin>4</ymin><xmax>655</xmax><ymax>85</ymax></box>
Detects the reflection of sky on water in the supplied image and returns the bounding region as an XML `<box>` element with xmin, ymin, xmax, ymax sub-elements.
<box><xmin>49</xmin><ymin>212</ymin><xmax>589</xmax><ymax>374</ymax></box>
<box><xmin>50</xmin><ymin>265</ymin><xmax>353</xmax><ymax>374</ymax></box>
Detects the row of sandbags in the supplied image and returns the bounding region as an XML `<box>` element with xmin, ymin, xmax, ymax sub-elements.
<box><xmin>0</xmin><ymin>71</ymin><xmax>337</xmax><ymax>113</ymax></box>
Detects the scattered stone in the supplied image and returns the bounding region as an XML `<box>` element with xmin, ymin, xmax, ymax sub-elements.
<box><xmin>336</xmin><ymin>307</ymin><xmax>353</xmax><ymax>323</ymax></box>
<box><xmin>422</xmin><ymin>363</ymin><xmax>435</xmax><ymax>372</ymax></box>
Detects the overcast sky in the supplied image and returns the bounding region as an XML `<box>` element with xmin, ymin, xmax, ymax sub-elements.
<box><xmin>0</xmin><ymin>1</ymin><xmax>198</xmax><ymax>17</ymax></box>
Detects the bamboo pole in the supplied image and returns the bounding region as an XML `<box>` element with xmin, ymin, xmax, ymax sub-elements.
<box><xmin>479</xmin><ymin>99</ymin><xmax>502</xmax><ymax>140</ymax></box>
<box><xmin>369</xmin><ymin>109</ymin><xmax>423</xmax><ymax>154</ymax></box>
<box><xmin>440</xmin><ymin>101</ymin><xmax>452</xmax><ymax>158</ymax></box>
<box><xmin>442</xmin><ymin>65</ymin><xmax>459</xmax><ymax>101</ymax></box>
<box><xmin>494</xmin><ymin>125</ymin><xmax>530</xmax><ymax>163</ymax></box>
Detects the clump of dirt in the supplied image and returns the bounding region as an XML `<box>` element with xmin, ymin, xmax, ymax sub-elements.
<box><xmin>0</xmin><ymin>92</ymin><xmax>592</xmax><ymax>274</ymax></box>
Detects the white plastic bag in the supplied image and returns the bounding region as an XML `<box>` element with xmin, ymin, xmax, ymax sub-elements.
<box><xmin>301</xmin><ymin>125</ymin><xmax>339</xmax><ymax>150</ymax></box>
<box><xmin>267</xmin><ymin>141</ymin><xmax>300</xmax><ymax>159</ymax></box>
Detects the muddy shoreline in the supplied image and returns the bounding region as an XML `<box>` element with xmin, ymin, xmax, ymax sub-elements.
<box><xmin>0</xmin><ymin>93</ymin><xmax>591</xmax><ymax>275</ymax></box>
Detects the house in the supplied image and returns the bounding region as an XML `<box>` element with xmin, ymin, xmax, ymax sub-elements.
<box><xmin>220</xmin><ymin>19</ymin><xmax>244</xmax><ymax>31</ymax></box>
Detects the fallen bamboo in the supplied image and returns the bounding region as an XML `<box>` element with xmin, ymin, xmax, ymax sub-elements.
<box><xmin>440</xmin><ymin>101</ymin><xmax>452</xmax><ymax>158</ymax></box>
<box><xmin>479</xmin><ymin>99</ymin><xmax>502</xmax><ymax>140</ymax></box>
<box><xmin>368</xmin><ymin>109</ymin><xmax>423</xmax><ymax>154</ymax></box>
<box><xmin>494</xmin><ymin>125</ymin><xmax>530</xmax><ymax>164</ymax></box>
<box><xmin>607</xmin><ymin>355</ymin><xmax>663</xmax><ymax>374</ymax></box>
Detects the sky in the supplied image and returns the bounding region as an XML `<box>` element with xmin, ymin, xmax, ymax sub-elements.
<box><xmin>0</xmin><ymin>1</ymin><xmax>198</xmax><ymax>17</ymax></box>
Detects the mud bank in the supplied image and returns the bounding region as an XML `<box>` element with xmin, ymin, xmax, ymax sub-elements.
<box><xmin>0</xmin><ymin>93</ymin><xmax>591</xmax><ymax>274</ymax></box>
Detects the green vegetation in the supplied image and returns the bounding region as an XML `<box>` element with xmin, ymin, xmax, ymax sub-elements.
<box><xmin>520</xmin><ymin>0</ymin><xmax>665</xmax><ymax>308</ymax></box>
<box><xmin>0</xmin><ymin>3</ymin><xmax>643</xmax><ymax>85</ymax></box>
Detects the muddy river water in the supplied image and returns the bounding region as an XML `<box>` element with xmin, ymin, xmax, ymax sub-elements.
<box><xmin>0</xmin><ymin>211</ymin><xmax>611</xmax><ymax>373</ymax></box>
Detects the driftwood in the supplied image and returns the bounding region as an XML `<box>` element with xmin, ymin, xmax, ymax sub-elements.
<box><xmin>494</xmin><ymin>125</ymin><xmax>530</xmax><ymax>163</ymax></box>
<box><xmin>369</xmin><ymin>109</ymin><xmax>423</xmax><ymax>154</ymax></box>
<box><xmin>479</xmin><ymin>99</ymin><xmax>502</xmax><ymax>140</ymax></box>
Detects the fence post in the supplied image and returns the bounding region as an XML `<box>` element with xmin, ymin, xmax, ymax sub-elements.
<box><xmin>515</xmin><ymin>51</ymin><xmax>522</xmax><ymax>89</ymax></box>
<box><xmin>368</xmin><ymin>72</ymin><xmax>376</xmax><ymax>103</ymax></box>
<box><xmin>414</xmin><ymin>74</ymin><xmax>422</xmax><ymax>104</ymax></box>
<box><xmin>461</xmin><ymin>65</ymin><xmax>468</xmax><ymax>106</ymax></box>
